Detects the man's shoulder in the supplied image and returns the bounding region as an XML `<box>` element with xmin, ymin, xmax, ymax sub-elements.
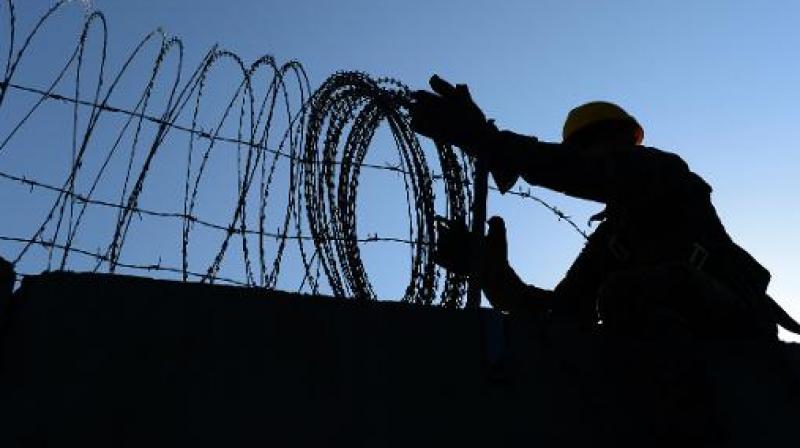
<box><xmin>637</xmin><ymin>146</ymin><xmax>706</xmax><ymax>182</ymax></box>
<box><xmin>637</xmin><ymin>146</ymin><xmax>689</xmax><ymax>168</ymax></box>
<box><xmin>623</xmin><ymin>146</ymin><xmax>712</xmax><ymax>196</ymax></box>
<box><xmin>604</xmin><ymin>145</ymin><xmax>691</xmax><ymax>178</ymax></box>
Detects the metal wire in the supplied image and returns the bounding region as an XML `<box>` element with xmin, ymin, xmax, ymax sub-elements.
<box><xmin>0</xmin><ymin>0</ymin><xmax>588</xmax><ymax>306</ymax></box>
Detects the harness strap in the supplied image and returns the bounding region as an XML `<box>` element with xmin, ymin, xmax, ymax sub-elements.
<box><xmin>688</xmin><ymin>243</ymin><xmax>709</xmax><ymax>270</ymax></box>
<box><xmin>767</xmin><ymin>294</ymin><xmax>800</xmax><ymax>335</ymax></box>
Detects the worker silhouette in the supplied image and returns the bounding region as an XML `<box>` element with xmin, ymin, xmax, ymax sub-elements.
<box><xmin>411</xmin><ymin>75</ymin><xmax>799</xmax><ymax>339</ymax></box>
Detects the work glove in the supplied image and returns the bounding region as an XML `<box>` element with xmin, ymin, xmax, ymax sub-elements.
<box><xmin>410</xmin><ymin>75</ymin><xmax>523</xmax><ymax>193</ymax></box>
<box><xmin>410</xmin><ymin>75</ymin><xmax>495</xmax><ymax>154</ymax></box>
<box><xmin>433</xmin><ymin>217</ymin><xmax>471</xmax><ymax>276</ymax></box>
<box><xmin>433</xmin><ymin>215</ymin><xmax>509</xmax><ymax>278</ymax></box>
<box><xmin>482</xmin><ymin>217</ymin><xmax>521</xmax><ymax>311</ymax></box>
<box><xmin>485</xmin><ymin>216</ymin><xmax>509</xmax><ymax>269</ymax></box>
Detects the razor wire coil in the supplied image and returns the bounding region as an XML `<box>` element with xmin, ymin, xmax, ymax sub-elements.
<box><xmin>0</xmin><ymin>0</ymin><xmax>587</xmax><ymax>307</ymax></box>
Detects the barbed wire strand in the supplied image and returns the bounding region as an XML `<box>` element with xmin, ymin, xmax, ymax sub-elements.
<box><xmin>0</xmin><ymin>0</ymin><xmax>589</xmax><ymax>307</ymax></box>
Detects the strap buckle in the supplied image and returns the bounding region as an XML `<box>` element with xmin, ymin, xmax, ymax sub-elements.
<box><xmin>608</xmin><ymin>234</ymin><xmax>630</xmax><ymax>261</ymax></box>
<box><xmin>689</xmin><ymin>243</ymin><xmax>709</xmax><ymax>270</ymax></box>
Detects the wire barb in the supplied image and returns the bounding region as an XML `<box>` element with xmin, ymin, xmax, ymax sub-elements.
<box><xmin>0</xmin><ymin>0</ymin><xmax>588</xmax><ymax>307</ymax></box>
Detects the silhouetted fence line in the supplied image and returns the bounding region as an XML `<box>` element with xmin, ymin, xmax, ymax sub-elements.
<box><xmin>0</xmin><ymin>235</ymin><xmax>249</xmax><ymax>286</ymax></box>
<box><xmin>0</xmin><ymin>170</ymin><xmax>429</xmax><ymax>246</ymax></box>
<box><xmin>0</xmin><ymin>79</ymin><xmax>586</xmax><ymax>223</ymax></box>
<box><xmin>0</xmin><ymin>0</ymin><xmax>587</xmax><ymax>307</ymax></box>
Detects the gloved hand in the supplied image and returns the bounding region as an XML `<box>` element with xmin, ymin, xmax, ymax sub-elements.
<box><xmin>482</xmin><ymin>216</ymin><xmax>518</xmax><ymax>311</ymax></box>
<box><xmin>433</xmin><ymin>215</ymin><xmax>509</xmax><ymax>278</ymax></box>
<box><xmin>433</xmin><ymin>217</ymin><xmax>471</xmax><ymax>275</ymax></box>
<box><xmin>485</xmin><ymin>216</ymin><xmax>509</xmax><ymax>269</ymax></box>
<box><xmin>410</xmin><ymin>75</ymin><xmax>495</xmax><ymax>154</ymax></box>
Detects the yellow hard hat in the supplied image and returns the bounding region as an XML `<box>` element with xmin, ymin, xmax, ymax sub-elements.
<box><xmin>562</xmin><ymin>101</ymin><xmax>644</xmax><ymax>145</ymax></box>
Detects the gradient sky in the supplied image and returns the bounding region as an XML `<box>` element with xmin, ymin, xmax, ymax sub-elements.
<box><xmin>2</xmin><ymin>0</ymin><xmax>799</xmax><ymax>339</ymax></box>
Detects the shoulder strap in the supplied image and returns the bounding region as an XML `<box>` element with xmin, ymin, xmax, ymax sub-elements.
<box><xmin>766</xmin><ymin>294</ymin><xmax>800</xmax><ymax>335</ymax></box>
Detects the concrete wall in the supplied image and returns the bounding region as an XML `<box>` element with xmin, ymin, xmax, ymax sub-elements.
<box><xmin>1</xmin><ymin>272</ymin><xmax>799</xmax><ymax>447</ymax></box>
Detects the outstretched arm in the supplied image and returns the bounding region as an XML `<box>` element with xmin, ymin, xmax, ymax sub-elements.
<box><xmin>434</xmin><ymin>216</ymin><xmax>553</xmax><ymax>315</ymax></box>
<box><xmin>482</xmin><ymin>262</ymin><xmax>554</xmax><ymax>315</ymax></box>
<box><xmin>484</xmin><ymin>130</ymin><xmax>696</xmax><ymax>207</ymax></box>
<box><xmin>480</xmin><ymin>216</ymin><xmax>553</xmax><ymax>315</ymax></box>
<box><xmin>410</xmin><ymin>75</ymin><xmax>692</xmax><ymax>205</ymax></box>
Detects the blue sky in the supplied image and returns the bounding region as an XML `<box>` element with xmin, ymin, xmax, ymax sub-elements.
<box><xmin>2</xmin><ymin>0</ymin><xmax>799</xmax><ymax>338</ymax></box>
